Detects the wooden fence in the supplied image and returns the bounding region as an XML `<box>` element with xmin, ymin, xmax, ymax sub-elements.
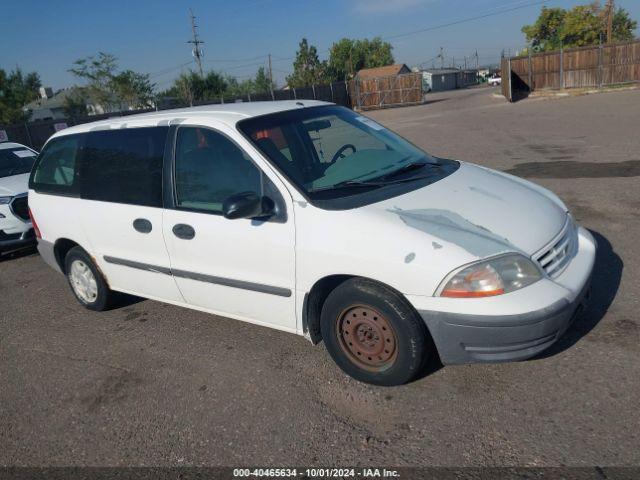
<box><xmin>501</xmin><ymin>39</ymin><xmax>640</xmax><ymax>101</ymax></box>
<box><xmin>350</xmin><ymin>72</ymin><xmax>423</xmax><ymax>110</ymax></box>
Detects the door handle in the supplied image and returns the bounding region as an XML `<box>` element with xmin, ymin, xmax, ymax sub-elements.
<box><xmin>172</xmin><ymin>223</ymin><xmax>195</xmax><ymax>240</ymax></box>
<box><xmin>133</xmin><ymin>218</ymin><xmax>153</xmax><ymax>234</ymax></box>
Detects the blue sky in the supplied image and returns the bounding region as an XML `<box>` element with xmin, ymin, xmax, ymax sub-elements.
<box><xmin>2</xmin><ymin>0</ymin><xmax>639</xmax><ymax>90</ymax></box>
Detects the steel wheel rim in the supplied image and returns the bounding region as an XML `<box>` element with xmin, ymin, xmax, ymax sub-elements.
<box><xmin>336</xmin><ymin>305</ymin><xmax>398</xmax><ymax>372</ymax></box>
<box><xmin>69</xmin><ymin>260</ymin><xmax>98</xmax><ymax>303</ymax></box>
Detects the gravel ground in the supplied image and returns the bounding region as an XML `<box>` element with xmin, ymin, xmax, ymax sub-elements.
<box><xmin>1</xmin><ymin>86</ymin><xmax>639</xmax><ymax>467</ymax></box>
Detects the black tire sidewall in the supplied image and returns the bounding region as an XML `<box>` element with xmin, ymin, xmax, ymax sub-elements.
<box><xmin>320</xmin><ymin>278</ymin><xmax>430</xmax><ymax>386</ymax></box>
<box><xmin>64</xmin><ymin>246</ymin><xmax>110</xmax><ymax>311</ymax></box>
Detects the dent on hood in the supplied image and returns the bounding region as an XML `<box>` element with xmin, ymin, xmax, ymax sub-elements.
<box><xmin>389</xmin><ymin>207</ymin><xmax>519</xmax><ymax>258</ymax></box>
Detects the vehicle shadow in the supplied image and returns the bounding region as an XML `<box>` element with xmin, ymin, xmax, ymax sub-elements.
<box><xmin>0</xmin><ymin>246</ymin><xmax>37</xmax><ymax>263</ymax></box>
<box><xmin>534</xmin><ymin>229</ymin><xmax>623</xmax><ymax>359</ymax></box>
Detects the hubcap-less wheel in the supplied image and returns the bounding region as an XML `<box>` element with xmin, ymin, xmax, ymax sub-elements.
<box><xmin>69</xmin><ymin>260</ymin><xmax>98</xmax><ymax>303</ymax></box>
<box><xmin>336</xmin><ymin>305</ymin><xmax>398</xmax><ymax>372</ymax></box>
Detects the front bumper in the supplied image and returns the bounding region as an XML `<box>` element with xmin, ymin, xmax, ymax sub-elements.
<box><xmin>0</xmin><ymin>199</ymin><xmax>34</xmax><ymax>252</ymax></box>
<box><xmin>0</xmin><ymin>228</ymin><xmax>36</xmax><ymax>252</ymax></box>
<box><xmin>413</xmin><ymin>227</ymin><xmax>596</xmax><ymax>365</ymax></box>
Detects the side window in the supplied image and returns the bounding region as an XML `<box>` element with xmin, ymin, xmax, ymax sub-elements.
<box><xmin>174</xmin><ymin>127</ymin><xmax>262</xmax><ymax>213</ymax></box>
<box><xmin>30</xmin><ymin>135</ymin><xmax>81</xmax><ymax>194</ymax></box>
<box><xmin>80</xmin><ymin>127</ymin><xmax>167</xmax><ymax>207</ymax></box>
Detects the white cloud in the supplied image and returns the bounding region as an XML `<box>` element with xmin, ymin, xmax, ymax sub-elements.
<box><xmin>352</xmin><ymin>0</ymin><xmax>433</xmax><ymax>14</ymax></box>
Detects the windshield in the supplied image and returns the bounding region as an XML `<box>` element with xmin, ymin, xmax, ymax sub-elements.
<box><xmin>0</xmin><ymin>147</ymin><xmax>38</xmax><ymax>179</ymax></box>
<box><xmin>238</xmin><ymin>106</ymin><xmax>440</xmax><ymax>200</ymax></box>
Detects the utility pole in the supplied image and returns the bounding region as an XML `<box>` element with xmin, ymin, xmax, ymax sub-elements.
<box><xmin>268</xmin><ymin>53</ymin><xmax>275</xmax><ymax>100</ymax></box>
<box><xmin>439</xmin><ymin>47</ymin><xmax>444</xmax><ymax>69</ymax></box>
<box><xmin>187</xmin><ymin>8</ymin><xmax>205</xmax><ymax>77</ymax></box>
<box><xmin>606</xmin><ymin>0</ymin><xmax>614</xmax><ymax>44</ymax></box>
<box><xmin>475</xmin><ymin>49</ymin><xmax>479</xmax><ymax>69</ymax></box>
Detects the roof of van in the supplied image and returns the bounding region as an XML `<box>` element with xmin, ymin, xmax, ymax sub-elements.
<box><xmin>53</xmin><ymin>100</ymin><xmax>333</xmax><ymax>137</ymax></box>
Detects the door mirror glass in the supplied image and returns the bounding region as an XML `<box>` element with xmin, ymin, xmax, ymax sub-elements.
<box><xmin>222</xmin><ymin>192</ymin><xmax>274</xmax><ymax>220</ymax></box>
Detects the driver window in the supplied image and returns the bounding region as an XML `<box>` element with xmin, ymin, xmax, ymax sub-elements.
<box><xmin>303</xmin><ymin>115</ymin><xmax>386</xmax><ymax>164</ymax></box>
<box><xmin>175</xmin><ymin>127</ymin><xmax>262</xmax><ymax>213</ymax></box>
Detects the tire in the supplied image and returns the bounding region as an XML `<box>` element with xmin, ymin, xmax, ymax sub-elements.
<box><xmin>64</xmin><ymin>246</ymin><xmax>113</xmax><ymax>311</ymax></box>
<box><xmin>320</xmin><ymin>278</ymin><xmax>432</xmax><ymax>386</ymax></box>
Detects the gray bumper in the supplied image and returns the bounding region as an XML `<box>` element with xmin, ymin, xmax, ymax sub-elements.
<box><xmin>420</xmin><ymin>281</ymin><xmax>591</xmax><ymax>365</ymax></box>
<box><xmin>0</xmin><ymin>228</ymin><xmax>36</xmax><ymax>252</ymax></box>
<box><xmin>37</xmin><ymin>239</ymin><xmax>63</xmax><ymax>274</ymax></box>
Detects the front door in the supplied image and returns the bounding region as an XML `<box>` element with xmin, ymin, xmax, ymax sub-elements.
<box><xmin>162</xmin><ymin>125</ymin><xmax>296</xmax><ymax>332</ymax></box>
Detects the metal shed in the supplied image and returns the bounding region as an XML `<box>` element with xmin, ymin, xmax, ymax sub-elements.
<box><xmin>422</xmin><ymin>68</ymin><xmax>479</xmax><ymax>92</ymax></box>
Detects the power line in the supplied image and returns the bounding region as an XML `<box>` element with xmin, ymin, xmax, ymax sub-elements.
<box><xmin>383</xmin><ymin>0</ymin><xmax>547</xmax><ymax>41</ymax></box>
<box><xmin>269</xmin><ymin>0</ymin><xmax>547</xmax><ymax>64</ymax></box>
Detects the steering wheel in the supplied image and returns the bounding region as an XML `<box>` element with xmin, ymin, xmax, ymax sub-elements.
<box><xmin>330</xmin><ymin>144</ymin><xmax>357</xmax><ymax>164</ymax></box>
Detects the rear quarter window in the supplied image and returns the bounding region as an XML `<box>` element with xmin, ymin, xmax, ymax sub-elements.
<box><xmin>29</xmin><ymin>135</ymin><xmax>81</xmax><ymax>195</ymax></box>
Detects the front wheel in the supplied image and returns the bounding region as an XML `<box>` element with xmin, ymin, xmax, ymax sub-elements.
<box><xmin>320</xmin><ymin>278</ymin><xmax>433</xmax><ymax>386</ymax></box>
<box><xmin>65</xmin><ymin>246</ymin><xmax>113</xmax><ymax>311</ymax></box>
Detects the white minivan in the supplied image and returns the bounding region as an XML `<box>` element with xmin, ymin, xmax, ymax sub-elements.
<box><xmin>29</xmin><ymin>101</ymin><xmax>595</xmax><ymax>385</ymax></box>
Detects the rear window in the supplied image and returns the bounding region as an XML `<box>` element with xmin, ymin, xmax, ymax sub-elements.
<box><xmin>80</xmin><ymin>127</ymin><xmax>167</xmax><ymax>207</ymax></box>
<box><xmin>30</xmin><ymin>136</ymin><xmax>81</xmax><ymax>195</ymax></box>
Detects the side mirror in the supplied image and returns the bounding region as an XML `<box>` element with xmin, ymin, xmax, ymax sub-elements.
<box><xmin>222</xmin><ymin>192</ymin><xmax>274</xmax><ymax>220</ymax></box>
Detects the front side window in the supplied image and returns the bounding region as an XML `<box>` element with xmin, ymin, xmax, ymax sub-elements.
<box><xmin>80</xmin><ymin>127</ymin><xmax>167</xmax><ymax>207</ymax></box>
<box><xmin>30</xmin><ymin>136</ymin><xmax>81</xmax><ymax>194</ymax></box>
<box><xmin>238</xmin><ymin>106</ymin><xmax>456</xmax><ymax>207</ymax></box>
<box><xmin>174</xmin><ymin>127</ymin><xmax>262</xmax><ymax>214</ymax></box>
<box><xmin>0</xmin><ymin>147</ymin><xmax>37</xmax><ymax>179</ymax></box>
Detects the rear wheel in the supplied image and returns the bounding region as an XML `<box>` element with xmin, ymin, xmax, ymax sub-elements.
<box><xmin>64</xmin><ymin>246</ymin><xmax>113</xmax><ymax>311</ymax></box>
<box><xmin>320</xmin><ymin>278</ymin><xmax>432</xmax><ymax>386</ymax></box>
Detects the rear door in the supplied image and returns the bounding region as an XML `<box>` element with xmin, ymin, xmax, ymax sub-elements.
<box><xmin>78</xmin><ymin>127</ymin><xmax>183</xmax><ymax>303</ymax></box>
<box><xmin>161</xmin><ymin>124</ymin><xmax>297</xmax><ymax>331</ymax></box>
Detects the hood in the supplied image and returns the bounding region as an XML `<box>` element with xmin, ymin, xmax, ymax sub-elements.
<box><xmin>0</xmin><ymin>173</ymin><xmax>30</xmax><ymax>197</ymax></box>
<box><xmin>367</xmin><ymin>162</ymin><xmax>567</xmax><ymax>258</ymax></box>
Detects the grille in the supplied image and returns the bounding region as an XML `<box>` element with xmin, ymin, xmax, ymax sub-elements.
<box><xmin>533</xmin><ymin>216</ymin><xmax>578</xmax><ymax>278</ymax></box>
<box><xmin>10</xmin><ymin>195</ymin><xmax>30</xmax><ymax>222</ymax></box>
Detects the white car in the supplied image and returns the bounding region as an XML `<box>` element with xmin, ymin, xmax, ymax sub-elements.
<box><xmin>28</xmin><ymin>101</ymin><xmax>595</xmax><ymax>385</ymax></box>
<box><xmin>0</xmin><ymin>142</ymin><xmax>37</xmax><ymax>255</ymax></box>
<box><xmin>488</xmin><ymin>74</ymin><xmax>502</xmax><ymax>86</ymax></box>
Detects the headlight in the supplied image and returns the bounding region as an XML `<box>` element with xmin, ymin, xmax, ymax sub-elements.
<box><xmin>438</xmin><ymin>253</ymin><xmax>542</xmax><ymax>298</ymax></box>
<box><xmin>0</xmin><ymin>196</ymin><xmax>13</xmax><ymax>205</ymax></box>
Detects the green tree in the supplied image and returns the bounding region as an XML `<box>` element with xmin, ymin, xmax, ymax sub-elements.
<box><xmin>522</xmin><ymin>7</ymin><xmax>566</xmax><ymax>51</ymax></box>
<box><xmin>69</xmin><ymin>52</ymin><xmax>118</xmax><ymax>110</ymax></box>
<box><xmin>286</xmin><ymin>38</ymin><xmax>327</xmax><ymax>88</ymax></box>
<box><xmin>62</xmin><ymin>89</ymin><xmax>89</xmax><ymax>120</ymax></box>
<box><xmin>111</xmin><ymin>70</ymin><xmax>155</xmax><ymax>109</ymax></box>
<box><xmin>326</xmin><ymin>37</ymin><xmax>394</xmax><ymax>81</ymax></box>
<box><xmin>0</xmin><ymin>68</ymin><xmax>41</xmax><ymax>124</ymax></box>
<box><xmin>69</xmin><ymin>52</ymin><xmax>156</xmax><ymax>111</ymax></box>
<box><xmin>522</xmin><ymin>3</ymin><xmax>638</xmax><ymax>52</ymax></box>
<box><xmin>612</xmin><ymin>6</ymin><xmax>638</xmax><ymax>41</ymax></box>
<box><xmin>164</xmin><ymin>70</ymin><xmax>229</xmax><ymax>105</ymax></box>
<box><xmin>253</xmin><ymin>66</ymin><xmax>274</xmax><ymax>94</ymax></box>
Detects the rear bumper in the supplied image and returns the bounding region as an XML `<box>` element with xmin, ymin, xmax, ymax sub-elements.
<box><xmin>416</xmin><ymin>227</ymin><xmax>596</xmax><ymax>365</ymax></box>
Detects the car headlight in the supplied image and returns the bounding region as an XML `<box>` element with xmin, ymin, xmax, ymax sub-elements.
<box><xmin>438</xmin><ymin>253</ymin><xmax>542</xmax><ymax>298</ymax></box>
<box><xmin>0</xmin><ymin>196</ymin><xmax>13</xmax><ymax>205</ymax></box>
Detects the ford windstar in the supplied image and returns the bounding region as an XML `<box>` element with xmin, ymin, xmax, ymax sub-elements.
<box><xmin>28</xmin><ymin>101</ymin><xmax>595</xmax><ymax>385</ymax></box>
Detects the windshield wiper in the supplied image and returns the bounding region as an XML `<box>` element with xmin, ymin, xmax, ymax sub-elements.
<box><xmin>373</xmin><ymin>161</ymin><xmax>432</xmax><ymax>182</ymax></box>
<box><xmin>308</xmin><ymin>180</ymin><xmax>386</xmax><ymax>193</ymax></box>
<box><xmin>308</xmin><ymin>161</ymin><xmax>442</xmax><ymax>194</ymax></box>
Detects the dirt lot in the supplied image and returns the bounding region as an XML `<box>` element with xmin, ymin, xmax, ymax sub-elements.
<box><xmin>1</xmin><ymin>87</ymin><xmax>639</xmax><ymax>467</ymax></box>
